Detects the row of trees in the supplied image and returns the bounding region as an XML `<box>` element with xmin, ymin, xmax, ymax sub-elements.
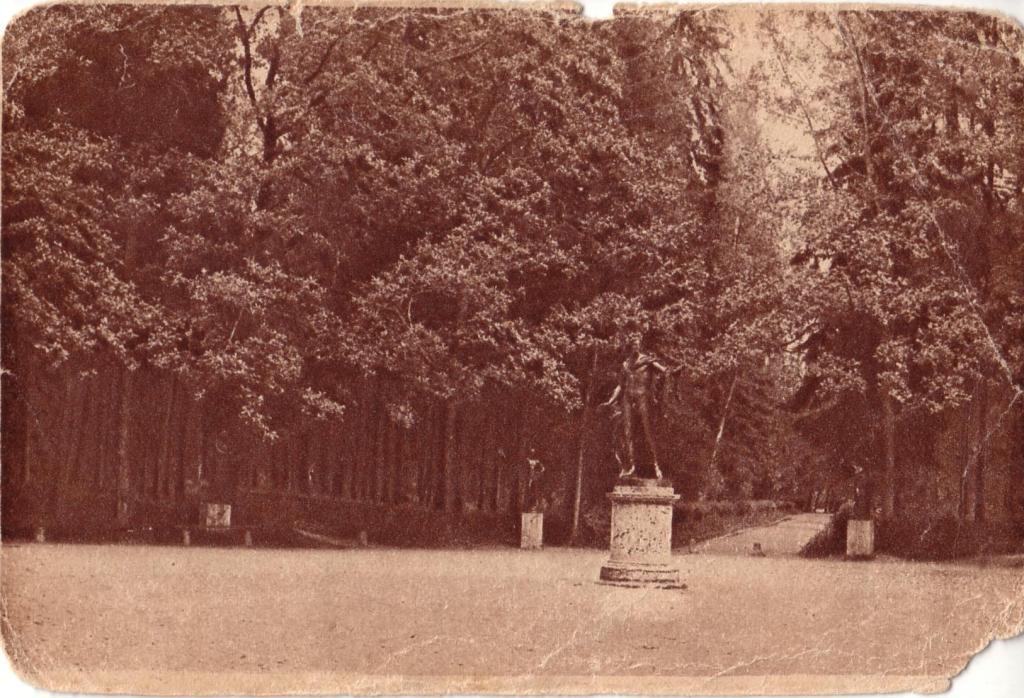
<box><xmin>2</xmin><ymin>5</ymin><xmax>1022</xmax><ymax>537</ymax></box>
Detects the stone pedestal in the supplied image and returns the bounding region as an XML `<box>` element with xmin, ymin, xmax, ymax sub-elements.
<box><xmin>846</xmin><ymin>518</ymin><xmax>875</xmax><ymax>559</ymax></box>
<box><xmin>520</xmin><ymin>512</ymin><xmax>543</xmax><ymax>549</ymax></box>
<box><xmin>600</xmin><ymin>479</ymin><xmax>682</xmax><ymax>587</ymax></box>
<box><xmin>202</xmin><ymin>503</ymin><xmax>231</xmax><ymax>529</ymax></box>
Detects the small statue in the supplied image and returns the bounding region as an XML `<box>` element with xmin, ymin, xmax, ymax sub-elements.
<box><xmin>524</xmin><ymin>448</ymin><xmax>546</xmax><ymax>512</ymax></box>
<box><xmin>602</xmin><ymin>349</ymin><xmax>668</xmax><ymax>480</ymax></box>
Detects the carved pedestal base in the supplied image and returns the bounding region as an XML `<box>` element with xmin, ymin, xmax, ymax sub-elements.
<box><xmin>599</xmin><ymin>479</ymin><xmax>683</xmax><ymax>588</ymax></box>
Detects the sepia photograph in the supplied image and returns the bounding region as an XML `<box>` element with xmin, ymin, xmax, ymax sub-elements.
<box><xmin>1</xmin><ymin>1</ymin><xmax>1023</xmax><ymax>694</ymax></box>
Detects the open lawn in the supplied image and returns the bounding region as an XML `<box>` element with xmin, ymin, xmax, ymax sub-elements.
<box><xmin>2</xmin><ymin>543</ymin><xmax>1022</xmax><ymax>694</ymax></box>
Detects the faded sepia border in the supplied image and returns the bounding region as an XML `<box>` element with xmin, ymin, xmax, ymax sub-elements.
<box><xmin>1</xmin><ymin>0</ymin><xmax>1022</xmax><ymax>696</ymax></box>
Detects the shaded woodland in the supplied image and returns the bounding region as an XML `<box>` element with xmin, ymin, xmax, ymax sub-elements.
<box><xmin>2</xmin><ymin>5</ymin><xmax>1023</xmax><ymax>550</ymax></box>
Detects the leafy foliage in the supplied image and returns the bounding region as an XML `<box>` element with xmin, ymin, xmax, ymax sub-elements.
<box><xmin>6</xmin><ymin>5</ymin><xmax>1020</xmax><ymax>526</ymax></box>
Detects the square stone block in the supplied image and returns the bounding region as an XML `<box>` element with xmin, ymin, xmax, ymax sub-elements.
<box><xmin>202</xmin><ymin>503</ymin><xmax>232</xmax><ymax>529</ymax></box>
<box><xmin>521</xmin><ymin>512</ymin><xmax>543</xmax><ymax>549</ymax></box>
<box><xmin>846</xmin><ymin>518</ymin><xmax>875</xmax><ymax>559</ymax></box>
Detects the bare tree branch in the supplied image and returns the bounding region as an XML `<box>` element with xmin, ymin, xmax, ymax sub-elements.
<box><xmin>233</xmin><ymin>5</ymin><xmax>266</xmax><ymax>132</ymax></box>
<box><xmin>304</xmin><ymin>37</ymin><xmax>340</xmax><ymax>85</ymax></box>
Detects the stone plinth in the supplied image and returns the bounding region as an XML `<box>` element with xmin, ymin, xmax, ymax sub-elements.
<box><xmin>202</xmin><ymin>503</ymin><xmax>231</xmax><ymax>529</ymax></box>
<box><xmin>846</xmin><ymin>519</ymin><xmax>875</xmax><ymax>559</ymax></box>
<box><xmin>520</xmin><ymin>512</ymin><xmax>543</xmax><ymax>549</ymax></box>
<box><xmin>600</xmin><ymin>479</ymin><xmax>682</xmax><ymax>587</ymax></box>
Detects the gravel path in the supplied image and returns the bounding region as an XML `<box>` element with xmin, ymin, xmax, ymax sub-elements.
<box><xmin>2</xmin><ymin>543</ymin><xmax>1021</xmax><ymax>694</ymax></box>
<box><xmin>695</xmin><ymin>513</ymin><xmax>833</xmax><ymax>556</ymax></box>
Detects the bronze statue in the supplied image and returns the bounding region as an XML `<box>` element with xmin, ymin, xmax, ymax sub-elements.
<box><xmin>602</xmin><ymin>350</ymin><xmax>668</xmax><ymax>480</ymax></box>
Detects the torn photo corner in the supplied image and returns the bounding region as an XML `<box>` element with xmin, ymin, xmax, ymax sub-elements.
<box><xmin>1</xmin><ymin>0</ymin><xmax>1023</xmax><ymax>695</ymax></box>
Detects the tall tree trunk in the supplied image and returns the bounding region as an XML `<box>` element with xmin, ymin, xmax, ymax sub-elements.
<box><xmin>493</xmin><ymin>405</ymin><xmax>507</xmax><ymax>513</ymax></box>
<box><xmin>373</xmin><ymin>409</ymin><xmax>386</xmax><ymax>504</ymax></box>
<box><xmin>515</xmin><ymin>408</ymin><xmax>530</xmax><ymax>514</ymax></box>
<box><xmin>415</xmin><ymin>403</ymin><xmax>432</xmax><ymax>506</ymax></box>
<box><xmin>383</xmin><ymin>416</ymin><xmax>397</xmax><ymax>504</ymax></box>
<box><xmin>358</xmin><ymin>385</ymin><xmax>375</xmax><ymax>500</ymax></box>
<box><xmin>340</xmin><ymin>415</ymin><xmax>355</xmax><ymax>499</ymax></box>
<box><xmin>284</xmin><ymin>436</ymin><xmax>296</xmax><ymax>494</ymax></box>
<box><xmin>174</xmin><ymin>395</ymin><xmax>192</xmax><ymax>497</ymax></box>
<box><xmin>570</xmin><ymin>351</ymin><xmax>599</xmax><ymax>544</ymax></box>
<box><xmin>70</xmin><ymin>375</ymin><xmax>96</xmax><ymax>488</ymax></box>
<box><xmin>156</xmin><ymin>380</ymin><xmax>178</xmax><ymax>500</ymax></box>
<box><xmin>185</xmin><ymin>398</ymin><xmax>205</xmax><ymax>495</ymax></box>
<box><xmin>480</xmin><ymin>407</ymin><xmax>497</xmax><ymax>512</ymax></box>
<box><xmin>96</xmin><ymin>373</ymin><xmax>113</xmax><ymax>489</ymax></box>
<box><xmin>392</xmin><ymin>418</ymin><xmax>404</xmax><ymax>504</ymax></box>
<box><xmin>396</xmin><ymin>419</ymin><xmax>409</xmax><ymax>504</ymax></box>
<box><xmin>973</xmin><ymin>382</ymin><xmax>989</xmax><ymax>522</ymax></box>
<box><xmin>55</xmin><ymin>372</ymin><xmax>75</xmax><ymax>484</ymax></box>
<box><xmin>462</xmin><ymin>409</ymin><xmax>479</xmax><ymax>512</ymax></box>
<box><xmin>83</xmin><ymin>375</ymin><xmax>107</xmax><ymax>490</ymax></box>
<box><xmin>22</xmin><ymin>381</ymin><xmax>33</xmax><ymax>488</ymax></box>
<box><xmin>322</xmin><ymin>428</ymin><xmax>336</xmax><ymax>496</ymax></box>
<box><xmin>442</xmin><ymin>402</ymin><xmax>457</xmax><ymax>513</ymax></box>
<box><xmin>431</xmin><ymin>403</ymin><xmax>446</xmax><ymax>510</ymax></box>
<box><xmin>880</xmin><ymin>393</ymin><xmax>897</xmax><ymax>519</ymax></box>
<box><xmin>432</xmin><ymin>403</ymin><xmax>446</xmax><ymax>509</ymax></box>
<box><xmin>46</xmin><ymin>376</ymin><xmax>74</xmax><ymax>524</ymax></box>
<box><xmin>178</xmin><ymin>395</ymin><xmax>195</xmax><ymax>499</ymax></box>
<box><xmin>958</xmin><ymin>398</ymin><xmax>972</xmax><ymax>520</ymax></box>
<box><xmin>57</xmin><ymin>377</ymin><xmax>89</xmax><ymax>508</ymax></box>
<box><xmin>959</xmin><ymin>381</ymin><xmax>985</xmax><ymax>521</ymax></box>
<box><xmin>116</xmin><ymin>367</ymin><xmax>133</xmax><ymax>527</ymax></box>
<box><xmin>708</xmin><ymin>373</ymin><xmax>739</xmax><ymax>472</ymax></box>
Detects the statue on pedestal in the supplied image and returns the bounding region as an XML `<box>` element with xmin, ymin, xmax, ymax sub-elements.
<box><xmin>598</xmin><ymin>348</ymin><xmax>682</xmax><ymax>588</ymax></box>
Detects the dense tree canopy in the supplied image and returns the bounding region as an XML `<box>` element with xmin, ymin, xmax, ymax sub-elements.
<box><xmin>3</xmin><ymin>5</ymin><xmax>1022</xmax><ymax>536</ymax></box>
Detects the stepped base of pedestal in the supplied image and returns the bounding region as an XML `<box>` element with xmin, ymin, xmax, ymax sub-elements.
<box><xmin>599</xmin><ymin>560</ymin><xmax>683</xmax><ymax>589</ymax></box>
